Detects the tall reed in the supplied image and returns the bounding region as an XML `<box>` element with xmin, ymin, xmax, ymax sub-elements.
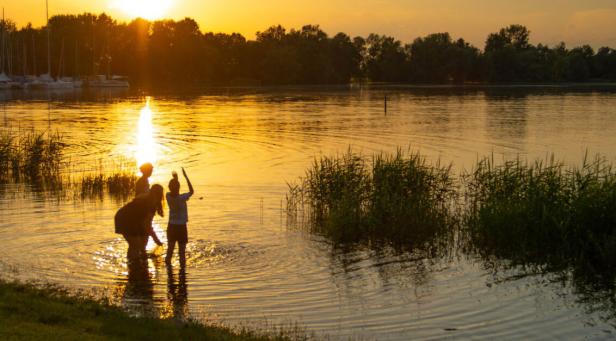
<box><xmin>288</xmin><ymin>149</ymin><xmax>458</xmax><ymax>249</ymax></box>
<box><xmin>0</xmin><ymin>131</ymin><xmax>14</xmax><ymax>180</ymax></box>
<box><xmin>0</xmin><ymin>129</ymin><xmax>137</xmax><ymax>199</ymax></box>
<box><xmin>0</xmin><ymin>129</ymin><xmax>64</xmax><ymax>182</ymax></box>
<box><xmin>463</xmin><ymin>154</ymin><xmax>616</xmax><ymax>278</ymax></box>
<box><xmin>81</xmin><ymin>171</ymin><xmax>137</xmax><ymax>199</ymax></box>
<box><xmin>290</xmin><ymin>149</ymin><xmax>616</xmax><ymax>281</ymax></box>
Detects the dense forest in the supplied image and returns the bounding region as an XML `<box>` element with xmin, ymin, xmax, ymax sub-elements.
<box><xmin>1</xmin><ymin>13</ymin><xmax>615</xmax><ymax>86</ymax></box>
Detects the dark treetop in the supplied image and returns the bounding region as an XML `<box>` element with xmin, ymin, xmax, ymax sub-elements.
<box><xmin>1</xmin><ymin>15</ymin><xmax>615</xmax><ymax>86</ymax></box>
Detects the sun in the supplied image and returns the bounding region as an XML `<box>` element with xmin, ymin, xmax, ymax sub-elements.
<box><xmin>112</xmin><ymin>0</ymin><xmax>173</xmax><ymax>21</ymax></box>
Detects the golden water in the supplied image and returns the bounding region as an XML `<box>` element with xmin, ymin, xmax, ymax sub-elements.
<box><xmin>1</xmin><ymin>87</ymin><xmax>616</xmax><ymax>339</ymax></box>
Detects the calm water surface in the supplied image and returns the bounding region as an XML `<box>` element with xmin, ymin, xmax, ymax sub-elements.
<box><xmin>1</xmin><ymin>86</ymin><xmax>616</xmax><ymax>339</ymax></box>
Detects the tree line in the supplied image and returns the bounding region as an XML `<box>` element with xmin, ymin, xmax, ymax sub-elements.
<box><xmin>1</xmin><ymin>13</ymin><xmax>615</xmax><ymax>86</ymax></box>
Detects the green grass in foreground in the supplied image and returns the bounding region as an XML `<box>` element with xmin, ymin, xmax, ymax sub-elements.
<box><xmin>0</xmin><ymin>281</ymin><xmax>279</xmax><ymax>341</ymax></box>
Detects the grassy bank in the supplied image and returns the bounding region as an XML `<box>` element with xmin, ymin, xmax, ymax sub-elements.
<box><xmin>0</xmin><ymin>280</ymin><xmax>285</xmax><ymax>340</ymax></box>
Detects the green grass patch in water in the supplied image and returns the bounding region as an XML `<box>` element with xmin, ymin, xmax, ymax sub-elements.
<box><xmin>0</xmin><ymin>129</ymin><xmax>64</xmax><ymax>183</ymax></box>
<box><xmin>0</xmin><ymin>129</ymin><xmax>139</xmax><ymax>199</ymax></box>
<box><xmin>287</xmin><ymin>149</ymin><xmax>458</xmax><ymax>250</ymax></box>
<box><xmin>462</xmin><ymin>154</ymin><xmax>616</xmax><ymax>280</ymax></box>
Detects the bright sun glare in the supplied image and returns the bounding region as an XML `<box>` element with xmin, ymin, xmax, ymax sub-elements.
<box><xmin>135</xmin><ymin>97</ymin><xmax>157</xmax><ymax>169</ymax></box>
<box><xmin>112</xmin><ymin>0</ymin><xmax>173</xmax><ymax>20</ymax></box>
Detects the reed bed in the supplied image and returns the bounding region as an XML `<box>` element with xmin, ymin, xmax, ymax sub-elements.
<box><xmin>287</xmin><ymin>149</ymin><xmax>458</xmax><ymax>250</ymax></box>
<box><xmin>0</xmin><ymin>129</ymin><xmax>137</xmax><ymax>199</ymax></box>
<box><xmin>0</xmin><ymin>129</ymin><xmax>64</xmax><ymax>182</ymax></box>
<box><xmin>289</xmin><ymin>149</ymin><xmax>616</xmax><ymax>282</ymax></box>
<box><xmin>80</xmin><ymin>171</ymin><xmax>137</xmax><ymax>199</ymax></box>
<box><xmin>463</xmin><ymin>154</ymin><xmax>616</xmax><ymax>278</ymax></box>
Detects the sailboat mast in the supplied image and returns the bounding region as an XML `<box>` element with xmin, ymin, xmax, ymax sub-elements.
<box><xmin>1</xmin><ymin>7</ymin><xmax>5</xmax><ymax>73</ymax></box>
<box><xmin>46</xmin><ymin>0</ymin><xmax>51</xmax><ymax>76</ymax></box>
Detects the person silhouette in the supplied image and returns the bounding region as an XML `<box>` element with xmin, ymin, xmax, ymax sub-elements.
<box><xmin>136</xmin><ymin>163</ymin><xmax>153</xmax><ymax>196</ymax></box>
<box><xmin>165</xmin><ymin>167</ymin><xmax>194</xmax><ymax>267</ymax></box>
<box><xmin>135</xmin><ymin>162</ymin><xmax>163</xmax><ymax>247</ymax></box>
<box><xmin>115</xmin><ymin>184</ymin><xmax>165</xmax><ymax>260</ymax></box>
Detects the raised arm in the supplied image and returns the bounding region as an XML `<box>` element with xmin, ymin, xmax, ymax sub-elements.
<box><xmin>182</xmin><ymin>167</ymin><xmax>194</xmax><ymax>195</ymax></box>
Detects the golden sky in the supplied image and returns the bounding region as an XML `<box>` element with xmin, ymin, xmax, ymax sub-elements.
<box><xmin>3</xmin><ymin>0</ymin><xmax>616</xmax><ymax>48</ymax></box>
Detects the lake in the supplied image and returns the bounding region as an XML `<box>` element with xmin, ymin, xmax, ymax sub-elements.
<box><xmin>1</xmin><ymin>85</ymin><xmax>616</xmax><ymax>340</ymax></box>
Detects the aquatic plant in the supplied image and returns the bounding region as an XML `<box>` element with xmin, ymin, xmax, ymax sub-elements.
<box><xmin>0</xmin><ymin>129</ymin><xmax>65</xmax><ymax>182</ymax></box>
<box><xmin>0</xmin><ymin>129</ymin><xmax>138</xmax><ymax>199</ymax></box>
<box><xmin>370</xmin><ymin>151</ymin><xmax>456</xmax><ymax>245</ymax></box>
<box><xmin>463</xmin><ymin>154</ymin><xmax>616</xmax><ymax>279</ymax></box>
<box><xmin>290</xmin><ymin>148</ymin><xmax>616</xmax><ymax>284</ymax></box>
<box><xmin>287</xmin><ymin>149</ymin><xmax>458</xmax><ymax>249</ymax></box>
<box><xmin>0</xmin><ymin>131</ymin><xmax>14</xmax><ymax>180</ymax></box>
<box><xmin>81</xmin><ymin>171</ymin><xmax>137</xmax><ymax>199</ymax></box>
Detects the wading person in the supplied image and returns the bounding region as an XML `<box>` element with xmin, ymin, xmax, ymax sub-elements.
<box><xmin>136</xmin><ymin>163</ymin><xmax>154</xmax><ymax>196</ymax></box>
<box><xmin>115</xmin><ymin>184</ymin><xmax>165</xmax><ymax>260</ymax></box>
<box><xmin>165</xmin><ymin>167</ymin><xmax>194</xmax><ymax>267</ymax></box>
<box><xmin>136</xmin><ymin>162</ymin><xmax>164</xmax><ymax>247</ymax></box>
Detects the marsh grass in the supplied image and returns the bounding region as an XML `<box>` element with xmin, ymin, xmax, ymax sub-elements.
<box><xmin>0</xmin><ymin>129</ymin><xmax>137</xmax><ymax>199</ymax></box>
<box><xmin>290</xmin><ymin>148</ymin><xmax>616</xmax><ymax>284</ymax></box>
<box><xmin>0</xmin><ymin>129</ymin><xmax>64</xmax><ymax>182</ymax></box>
<box><xmin>0</xmin><ymin>131</ymin><xmax>14</xmax><ymax>179</ymax></box>
<box><xmin>287</xmin><ymin>149</ymin><xmax>458</xmax><ymax>251</ymax></box>
<box><xmin>80</xmin><ymin>170</ymin><xmax>137</xmax><ymax>199</ymax></box>
<box><xmin>463</xmin><ymin>154</ymin><xmax>616</xmax><ymax>280</ymax></box>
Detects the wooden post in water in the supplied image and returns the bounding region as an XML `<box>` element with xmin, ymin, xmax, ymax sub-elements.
<box><xmin>384</xmin><ymin>94</ymin><xmax>388</xmax><ymax>114</ymax></box>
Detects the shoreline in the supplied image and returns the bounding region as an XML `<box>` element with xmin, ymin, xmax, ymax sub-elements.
<box><xmin>0</xmin><ymin>279</ymin><xmax>285</xmax><ymax>340</ymax></box>
<box><xmin>1</xmin><ymin>81</ymin><xmax>616</xmax><ymax>101</ymax></box>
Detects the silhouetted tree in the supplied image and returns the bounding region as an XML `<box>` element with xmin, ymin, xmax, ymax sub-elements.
<box><xmin>408</xmin><ymin>33</ymin><xmax>481</xmax><ymax>83</ymax></box>
<box><xmin>364</xmin><ymin>34</ymin><xmax>407</xmax><ymax>82</ymax></box>
<box><xmin>1</xmin><ymin>15</ymin><xmax>615</xmax><ymax>86</ymax></box>
<box><xmin>329</xmin><ymin>33</ymin><xmax>362</xmax><ymax>83</ymax></box>
<box><xmin>484</xmin><ymin>25</ymin><xmax>533</xmax><ymax>81</ymax></box>
<box><xmin>594</xmin><ymin>47</ymin><xmax>616</xmax><ymax>80</ymax></box>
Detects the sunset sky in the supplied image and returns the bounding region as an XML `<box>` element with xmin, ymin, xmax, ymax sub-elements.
<box><xmin>3</xmin><ymin>0</ymin><xmax>616</xmax><ymax>49</ymax></box>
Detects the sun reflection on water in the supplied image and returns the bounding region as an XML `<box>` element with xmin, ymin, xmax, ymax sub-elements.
<box><xmin>135</xmin><ymin>97</ymin><xmax>158</xmax><ymax>171</ymax></box>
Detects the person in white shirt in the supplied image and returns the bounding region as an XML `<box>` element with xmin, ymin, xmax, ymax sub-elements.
<box><xmin>165</xmin><ymin>167</ymin><xmax>194</xmax><ymax>266</ymax></box>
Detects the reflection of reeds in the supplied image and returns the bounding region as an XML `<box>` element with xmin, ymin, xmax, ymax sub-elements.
<box><xmin>463</xmin><ymin>153</ymin><xmax>616</xmax><ymax>280</ymax></box>
<box><xmin>287</xmin><ymin>149</ymin><xmax>457</xmax><ymax>250</ymax></box>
